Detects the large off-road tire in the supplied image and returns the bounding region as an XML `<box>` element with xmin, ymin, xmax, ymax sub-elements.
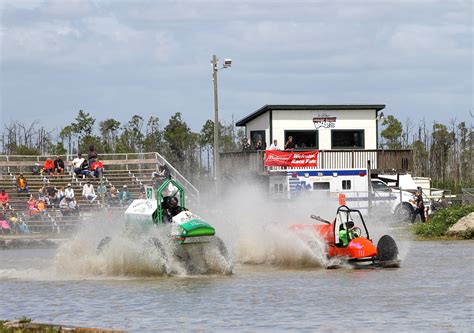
<box><xmin>395</xmin><ymin>203</ymin><xmax>414</xmax><ymax>223</ymax></box>
<box><xmin>96</xmin><ymin>236</ymin><xmax>112</xmax><ymax>254</ymax></box>
<box><xmin>377</xmin><ymin>235</ymin><xmax>399</xmax><ymax>262</ymax></box>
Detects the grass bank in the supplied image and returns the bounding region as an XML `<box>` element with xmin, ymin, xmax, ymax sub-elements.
<box><xmin>412</xmin><ymin>204</ymin><xmax>474</xmax><ymax>239</ymax></box>
<box><xmin>0</xmin><ymin>317</ymin><xmax>123</xmax><ymax>332</ymax></box>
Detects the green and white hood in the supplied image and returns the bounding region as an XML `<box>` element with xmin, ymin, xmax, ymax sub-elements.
<box><xmin>171</xmin><ymin>211</ymin><xmax>215</xmax><ymax>240</ymax></box>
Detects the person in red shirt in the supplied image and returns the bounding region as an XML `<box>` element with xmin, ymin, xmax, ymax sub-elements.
<box><xmin>90</xmin><ymin>159</ymin><xmax>104</xmax><ymax>178</ymax></box>
<box><xmin>43</xmin><ymin>158</ymin><xmax>55</xmax><ymax>176</ymax></box>
<box><xmin>0</xmin><ymin>189</ymin><xmax>9</xmax><ymax>209</ymax></box>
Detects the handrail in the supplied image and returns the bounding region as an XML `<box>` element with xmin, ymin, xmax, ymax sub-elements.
<box><xmin>153</xmin><ymin>152</ymin><xmax>200</xmax><ymax>201</ymax></box>
<box><xmin>0</xmin><ymin>152</ymin><xmax>200</xmax><ymax>202</ymax></box>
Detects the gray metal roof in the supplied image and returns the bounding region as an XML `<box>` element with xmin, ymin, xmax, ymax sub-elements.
<box><xmin>236</xmin><ymin>104</ymin><xmax>386</xmax><ymax>126</ymax></box>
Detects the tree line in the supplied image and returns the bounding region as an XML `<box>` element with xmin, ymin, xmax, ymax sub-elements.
<box><xmin>380</xmin><ymin>114</ymin><xmax>473</xmax><ymax>192</ymax></box>
<box><xmin>1</xmin><ymin>110</ymin><xmax>244</xmax><ymax>185</ymax></box>
<box><xmin>1</xmin><ymin>110</ymin><xmax>472</xmax><ymax>192</ymax></box>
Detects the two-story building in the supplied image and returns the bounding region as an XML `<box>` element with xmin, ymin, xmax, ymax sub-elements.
<box><xmin>235</xmin><ymin>104</ymin><xmax>385</xmax><ymax>150</ymax></box>
<box><xmin>220</xmin><ymin>104</ymin><xmax>412</xmax><ymax>176</ymax></box>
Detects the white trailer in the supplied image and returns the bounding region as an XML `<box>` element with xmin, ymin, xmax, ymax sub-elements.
<box><xmin>269</xmin><ymin>168</ymin><xmax>424</xmax><ymax>220</ymax></box>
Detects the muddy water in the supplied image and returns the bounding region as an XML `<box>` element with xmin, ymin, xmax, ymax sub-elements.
<box><xmin>0</xmin><ymin>241</ymin><xmax>473</xmax><ymax>331</ymax></box>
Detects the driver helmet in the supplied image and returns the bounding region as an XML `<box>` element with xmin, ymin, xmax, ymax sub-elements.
<box><xmin>346</xmin><ymin>221</ymin><xmax>355</xmax><ymax>229</ymax></box>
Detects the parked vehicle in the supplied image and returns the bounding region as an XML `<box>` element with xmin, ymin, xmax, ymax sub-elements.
<box><xmin>269</xmin><ymin>168</ymin><xmax>429</xmax><ymax>221</ymax></box>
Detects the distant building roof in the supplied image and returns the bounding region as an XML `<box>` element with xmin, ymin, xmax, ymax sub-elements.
<box><xmin>236</xmin><ymin>104</ymin><xmax>386</xmax><ymax>126</ymax></box>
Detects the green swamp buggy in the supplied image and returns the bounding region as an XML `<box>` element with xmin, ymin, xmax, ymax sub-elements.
<box><xmin>97</xmin><ymin>179</ymin><xmax>231</xmax><ymax>274</ymax></box>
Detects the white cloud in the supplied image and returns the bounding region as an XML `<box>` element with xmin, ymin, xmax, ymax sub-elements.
<box><xmin>0</xmin><ymin>0</ymin><xmax>471</xmax><ymax>128</ymax></box>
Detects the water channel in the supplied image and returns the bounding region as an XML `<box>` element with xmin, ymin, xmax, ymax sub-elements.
<box><xmin>0</xmin><ymin>239</ymin><xmax>472</xmax><ymax>331</ymax></box>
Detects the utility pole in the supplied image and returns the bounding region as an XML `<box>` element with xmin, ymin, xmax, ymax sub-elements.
<box><xmin>211</xmin><ymin>54</ymin><xmax>219</xmax><ymax>193</ymax></box>
<box><xmin>210</xmin><ymin>55</ymin><xmax>232</xmax><ymax>194</ymax></box>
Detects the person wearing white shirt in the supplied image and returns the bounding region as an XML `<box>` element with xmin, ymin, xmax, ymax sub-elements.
<box><xmin>82</xmin><ymin>181</ymin><xmax>97</xmax><ymax>202</ymax></box>
<box><xmin>268</xmin><ymin>139</ymin><xmax>280</xmax><ymax>150</ymax></box>
<box><xmin>65</xmin><ymin>184</ymin><xmax>75</xmax><ymax>199</ymax></box>
<box><xmin>72</xmin><ymin>153</ymin><xmax>85</xmax><ymax>175</ymax></box>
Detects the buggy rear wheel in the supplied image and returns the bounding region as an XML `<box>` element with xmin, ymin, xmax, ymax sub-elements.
<box><xmin>376</xmin><ymin>235</ymin><xmax>399</xmax><ymax>263</ymax></box>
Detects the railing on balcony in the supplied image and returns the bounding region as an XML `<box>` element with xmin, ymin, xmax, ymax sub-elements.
<box><xmin>220</xmin><ymin>149</ymin><xmax>413</xmax><ymax>175</ymax></box>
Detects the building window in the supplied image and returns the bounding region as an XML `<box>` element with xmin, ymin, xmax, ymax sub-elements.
<box><xmin>331</xmin><ymin>130</ymin><xmax>365</xmax><ymax>149</ymax></box>
<box><xmin>284</xmin><ymin>130</ymin><xmax>318</xmax><ymax>149</ymax></box>
<box><xmin>250</xmin><ymin>130</ymin><xmax>266</xmax><ymax>149</ymax></box>
<box><xmin>342</xmin><ymin>180</ymin><xmax>351</xmax><ymax>190</ymax></box>
<box><xmin>313</xmin><ymin>182</ymin><xmax>330</xmax><ymax>190</ymax></box>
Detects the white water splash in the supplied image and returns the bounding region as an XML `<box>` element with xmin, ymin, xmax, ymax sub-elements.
<box><xmin>53</xmin><ymin>215</ymin><xmax>233</xmax><ymax>277</ymax></box>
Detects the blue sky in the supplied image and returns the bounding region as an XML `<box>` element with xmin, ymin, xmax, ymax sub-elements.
<box><xmin>1</xmin><ymin>0</ymin><xmax>472</xmax><ymax>134</ymax></box>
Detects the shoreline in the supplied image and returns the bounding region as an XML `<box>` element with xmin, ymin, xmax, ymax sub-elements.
<box><xmin>0</xmin><ymin>234</ymin><xmax>68</xmax><ymax>249</ymax></box>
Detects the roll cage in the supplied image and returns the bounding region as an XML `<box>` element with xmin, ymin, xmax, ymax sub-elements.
<box><xmin>333</xmin><ymin>205</ymin><xmax>371</xmax><ymax>246</ymax></box>
<box><xmin>155</xmin><ymin>179</ymin><xmax>186</xmax><ymax>224</ymax></box>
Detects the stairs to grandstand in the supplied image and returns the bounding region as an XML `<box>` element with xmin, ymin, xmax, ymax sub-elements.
<box><xmin>0</xmin><ymin>152</ymin><xmax>199</xmax><ymax>234</ymax></box>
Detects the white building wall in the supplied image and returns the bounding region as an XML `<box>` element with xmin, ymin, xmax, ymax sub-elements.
<box><xmin>245</xmin><ymin>114</ymin><xmax>270</xmax><ymax>145</ymax></box>
<box><xmin>271</xmin><ymin>109</ymin><xmax>377</xmax><ymax>149</ymax></box>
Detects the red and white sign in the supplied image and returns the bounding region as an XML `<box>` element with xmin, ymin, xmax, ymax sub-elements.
<box><xmin>264</xmin><ymin>150</ymin><xmax>319</xmax><ymax>167</ymax></box>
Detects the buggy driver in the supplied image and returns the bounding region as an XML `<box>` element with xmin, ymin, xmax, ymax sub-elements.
<box><xmin>163</xmin><ymin>196</ymin><xmax>187</xmax><ymax>223</ymax></box>
<box><xmin>339</xmin><ymin>221</ymin><xmax>361</xmax><ymax>246</ymax></box>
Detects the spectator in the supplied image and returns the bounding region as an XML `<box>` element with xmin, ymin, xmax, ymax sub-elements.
<box><xmin>56</xmin><ymin>186</ymin><xmax>66</xmax><ymax>203</ymax></box>
<box><xmin>36</xmin><ymin>198</ymin><xmax>47</xmax><ymax>215</ymax></box>
<box><xmin>284</xmin><ymin>136</ymin><xmax>296</xmax><ymax>150</ymax></box>
<box><xmin>159</xmin><ymin>164</ymin><xmax>170</xmax><ymax>178</ymax></box>
<box><xmin>59</xmin><ymin>197</ymin><xmax>69</xmax><ymax>214</ymax></box>
<box><xmin>43</xmin><ymin>158</ymin><xmax>55</xmax><ymax>176</ymax></box>
<box><xmin>79</xmin><ymin>159</ymin><xmax>90</xmax><ymax>178</ymax></box>
<box><xmin>118</xmin><ymin>185</ymin><xmax>132</xmax><ymax>207</ymax></box>
<box><xmin>0</xmin><ymin>212</ymin><xmax>10</xmax><ymax>234</ymax></box>
<box><xmin>242</xmin><ymin>137</ymin><xmax>251</xmax><ymax>151</ymax></box>
<box><xmin>32</xmin><ymin>163</ymin><xmax>41</xmax><ymax>175</ymax></box>
<box><xmin>27</xmin><ymin>195</ymin><xmax>39</xmax><ymax>217</ymax></box>
<box><xmin>268</xmin><ymin>139</ymin><xmax>280</xmax><ymax>150</ymax></box>
<box><xmin>54</xmin><ymin>155</ymin><xmax>65</xmax><ymax>175</ymax></box>
<box><xmin>0</xmin><ymin>189</ymin><xmax>9</xmax><ymax>209</ymax></box>
<box><xmin>60</xmin><ymin>197</ymin><xmax>79</xmax><ymax>216</ymax></box>
<box><xmin>109</xmin><ymin>185</ymin><xmax>118</xmax><ymax>206</ymax></box>
<box><xmin>82</xmin><ymin>181</ymin><xmax>97</xmax><ymax>203</ymax></box>
<box><xmin>46</xmin><ymin>185</ymin><xmax>57</xmax><ymax>207</ymax></box>
<box><xmin>255</xmin><ymin>140</ymin><xmax>264</xmax><ymax>151</ymax></box>
<box><xmin>18</xmin><ymin>220</ymin><xmax>30</xmax><ymax>234</ymax></box>
<box><xmin>72</xmin><ymin>153</ymin><xmax>85</xmax><ymax>176</ymax></box>
<box><xmin>88</xmin><ymin>145</ymin><xmax>98</xmax><ymax>165</ymax></box>
<box><xmin>8</xmin><ymin>211</ymin><xmax>19</xmax><ymax>234</ymax></box>
<box><xmin>16</xmin><ymin>173</ymin><xmax>29</xmax><ymax>193</ymax></box>
<box><xmin>38</xmin><ymin>186</ymin><xmax>51</xmax><ymax>207</ymax></box>
<box><xmin>65</xmin><ymin>183</ymin><xmax>75</xmax><ymax>200</ymax></box>
<box><xmin>97</xmin><ymin>183</ymin><xmax>107</xmax><ymax>199</ymax></box>
<box><xmin>90</xmin><ymin>159</ymin><xmax>104</xmax><ymax>178</ymax></box>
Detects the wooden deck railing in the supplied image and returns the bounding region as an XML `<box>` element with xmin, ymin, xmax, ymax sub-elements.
<box><xmin>220</xmin><ymin>149</ymin><xmax>413</xmax><ymax>175</ymax></box>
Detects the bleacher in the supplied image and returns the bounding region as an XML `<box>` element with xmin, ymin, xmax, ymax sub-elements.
<box><xmin>0</xmin><ymin>152</ymin><xmax>199</xmax><ymax>235</ymax></box>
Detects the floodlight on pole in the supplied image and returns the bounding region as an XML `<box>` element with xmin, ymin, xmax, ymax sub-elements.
<box><xmin>211</xmin><ymin>54</ymin><xmax>232</xmax><ymax>193</ymax></box>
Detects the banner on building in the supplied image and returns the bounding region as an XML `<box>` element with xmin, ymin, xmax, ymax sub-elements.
<box><xmin>264</xmin><ymin>150</ymin><xmax>319</xmax><ymax>167</ymax></box>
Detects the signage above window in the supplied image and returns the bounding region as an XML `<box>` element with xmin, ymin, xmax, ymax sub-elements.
<box><xmin>313</xmin><ymin>114</ymin><xmax>336</xmax><ymax>129</ymax></box>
